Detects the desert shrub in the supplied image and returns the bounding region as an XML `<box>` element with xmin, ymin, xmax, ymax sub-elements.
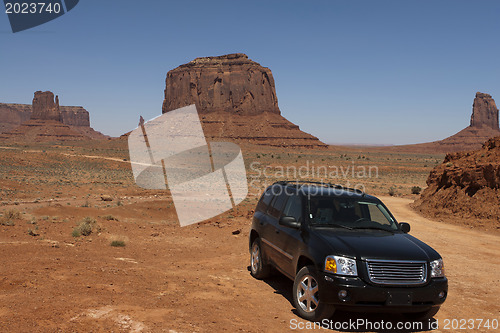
<box><xmin>388</xmin><ymin>187</ymin><xmax>396</xmax><ymax>196</ymax></box>
<box><xmin>0</xmin><ymin>219</ymin><xmax>15</xmax><ymax>226</ymax></box>
<box><xmin>411</xmin><ymin>186</ymin><xmax>422</xmax><ymax>195</ymax></box>
<box><xmin>110</xmin><ymin>240</ymin><xmax>125</xmax><ymax>247</ymax></box>
<box><xmin>73</xmin><ymin>217</ymin><xmax>99</xmax><ymax>237</ymax></box>
<box><xmin>28</xmin><ymin>227</ymin><xmax>39</xmax><ymax>236</ymax></box>
<box><xmin>1</xmin><ymin>209</ymin><xmax>21</xmax><ymax>226</ymax></box>
<box><xmin>103</xmin><ymin>215</ymin><xmax>118</xmax><ymax>221</ymax></box>
<box><xmin>4</xmin><ymin>209</ymin><xmax>20</xmax><ymax>220</ymax></box>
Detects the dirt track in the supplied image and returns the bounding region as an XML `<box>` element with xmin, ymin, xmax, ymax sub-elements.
<box><xmin>0</xmin><ymin>196</ymin><xmax>499</xmax><ymax>332</ymax></box>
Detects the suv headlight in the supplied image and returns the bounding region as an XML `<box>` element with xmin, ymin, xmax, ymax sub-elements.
<box><xmin>324</xmin><ymin>255</ymin><xmax>358</xmax><ymax>276</ymax></box>
<box><xmin>430</xmin><ymin>258</ymin><xmax>445</xmax><ymax>278</ymax></box>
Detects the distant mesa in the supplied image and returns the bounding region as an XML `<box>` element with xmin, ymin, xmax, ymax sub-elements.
<box><xmin>161</xmin><ymin>53</ymin><xmax>326</xmax><ymax>148</ymax></box>
<box><xmin>413</xmin><ymin>135</ymin><xmax>500</xmax><ymax>229</ymax></box>
<box><xmin>0</xmin><ymin>91</ymin><xmax>107</xmax><ymax>142</ymax></box>
<box><xmin>390</xmin><ymin>92</ymin><xmax>500</xmax><ymax>153</ymax></box>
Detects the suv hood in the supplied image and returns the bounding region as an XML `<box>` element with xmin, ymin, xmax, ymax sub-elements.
<box><xmin>314</xmin><ymin>228</ymin><xmax>439</xmax><ymax>261</ymax></box>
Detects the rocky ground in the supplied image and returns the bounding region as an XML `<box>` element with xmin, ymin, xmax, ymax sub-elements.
<box><xmin>0</xmin><ymin>141</ymin><xmax>498</xmax><ymax>332</ymax></box>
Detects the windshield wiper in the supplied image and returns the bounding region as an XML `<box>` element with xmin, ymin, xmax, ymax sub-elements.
<box><xmin>352</xmin><ymin>225</ymin><xmax>394</xmax><ymax>232</ymax></box>
<box><xmin>313</xmin><ymin>223</ymin><xmax>353</xmax><ymax>230</ymax></box>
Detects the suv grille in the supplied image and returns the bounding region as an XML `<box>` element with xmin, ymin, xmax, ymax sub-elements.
<box><xmin>366</xmin><ymin>260</ymin><xmax>427</xmax><ymax>285</ymax></box>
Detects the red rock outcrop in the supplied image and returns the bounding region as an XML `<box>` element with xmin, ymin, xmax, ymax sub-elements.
<box><xmin>31</xmin><ymin>91</ymin><xmax>62</xmax><ymax>121</ymax></box>
<box><xmin>161</xmin><ymin>53</ymin><xmax>326</xmax><ymax>148</ymax></box>
<box><xmin>0</xmin><ymin>103</ymin><xmax>32</xmax><ymax>133</ymax></box>
<box><xmin>470</xmin><ymin>92</ymin><xmax>499</xmax><ymax>130</ymax></box>
<box><xmin>413</xmin><ymin>136</ymin><xmax>500</xmax><ymax>228</ymax></box>
<box><xmin>60</xmin><ymin>106</ymin><xmax>90</xmax><ymax>127</ymax></box>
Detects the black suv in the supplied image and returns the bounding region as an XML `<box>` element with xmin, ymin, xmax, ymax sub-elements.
<box><xmin>249</xmin><ymin>181</ymin><xmax>447</xmax><ymax>321</ymax></box>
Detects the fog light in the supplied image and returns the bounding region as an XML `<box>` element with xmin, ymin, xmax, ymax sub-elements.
<box><xmin>438</xmin><ymin>291</ymin><xmax>446</xmax><ymax>299</ymax></box>
<box><xmin>338</xmin><ymin>290</ymin><xmax>348</xmax><ymax>300</ymax></box>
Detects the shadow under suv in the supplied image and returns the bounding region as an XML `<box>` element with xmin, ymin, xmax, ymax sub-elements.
<box><xmin>249</xmin><ymin>181</ymin><xmax>447</xmax><ymax>321</ymax></box>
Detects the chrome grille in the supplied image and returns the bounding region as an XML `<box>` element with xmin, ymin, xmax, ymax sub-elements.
<box><xmin>366</xmin><ymin>260</ymin><xmax>427</xmax><ymax>285</ymax></box>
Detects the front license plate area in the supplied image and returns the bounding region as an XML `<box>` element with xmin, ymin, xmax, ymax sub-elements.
<box><xmin>386</xmin><ymin>291</ymin><xmax>412</xmax><ymax>306</ymax></box>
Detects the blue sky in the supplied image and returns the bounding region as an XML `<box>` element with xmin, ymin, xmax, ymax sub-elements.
<box><xmin>1</xmin><ymin>0</ymin><xmax>499</xmax><ymax>145</ymax></box>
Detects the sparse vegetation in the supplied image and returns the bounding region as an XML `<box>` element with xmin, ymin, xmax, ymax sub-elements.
<box><xmin>103</xmin><ymin>214</ymin><xmax>118</xmax><ymax>221</ymax></box>
<box><xmin>110</xmin><ymin>240</ymin><xmax>126</xmax><ymax>247</ymax></box>
<box><xmin>72</xmin><ymin>217</ymin><xmax>99</xmax><ymax>237</ymax></box>
<box><xmin>0</xmin><ymin>209</ymin><xmax>20</xmax><ymax>226</ymax></box>
<box><xmin>3</xmin><ymin>209</ymin><xmax>21</xmax><ymax>220</ymax></box>
<box><xmin>28</xmin><ymin>226</ymin><xmax>39</xmax><ymax>236</ymax></box>
<box><xmin>388</xmin><ymin>187</ymin><xmax>396</xmax><ymax>196</ymax></box>
<box><xmin>411</xmin><ymin>186</ymin><xmax>422</xmax><ymax>195</ymax></box>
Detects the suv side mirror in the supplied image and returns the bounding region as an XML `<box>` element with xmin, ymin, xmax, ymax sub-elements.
<box><xmin>279</xmin><ymin>216</ymin><xmax>300</xmax><ymax>229</ymax></box>
<box><xmin>399</xmin><ymin>222</ymin><xmax>411</xmax><ymax>233</ymax></box>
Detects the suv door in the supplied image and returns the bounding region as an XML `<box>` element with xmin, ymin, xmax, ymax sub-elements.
<box><xmin>261</xmin><ymin>189</ymin><xmax>288</xmax><ymax>269</ymax></box>
<box><xmin>274</xmin><ymin>193</ymin><xmax>304</xmax><ymax>277</ymax></box>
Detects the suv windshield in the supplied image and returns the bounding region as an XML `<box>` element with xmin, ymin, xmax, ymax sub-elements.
<box><xmin>308</xmin><ymin>196</ymin><xmax>398</xmax><ymax>231</ymax></box>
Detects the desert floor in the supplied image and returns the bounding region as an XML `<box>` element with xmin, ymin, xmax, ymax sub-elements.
<box><xmin>0</xmin><ymin>142</ymin><xmax>498</xmax><ymax>332</ymax></box>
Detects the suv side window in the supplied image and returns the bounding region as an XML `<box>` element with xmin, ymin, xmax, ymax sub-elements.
<box><xmin>282</xmin><ymin>194</ymin><xmax>302</xmax><ymax>223</ymax></box>
<box><xmin>268</xmin><ymin>191</ymin><xmax>288</xmax><ymax>218</ymax></box>
<box><xmin>256</xmin><ymin>186</ymin><xmax>274</xmax><ymax>212</ymax></box>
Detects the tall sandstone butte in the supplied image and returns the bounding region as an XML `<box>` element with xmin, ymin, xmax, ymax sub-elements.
<box><xmin>31</xmin><ymin>91</ymin><xmax>62</xmax><ymax>121</ymax></box>
<box><xmin>162</xmin><ymin>53</ymin><xmax>326</xmax><ymax>148</ymax></box>
<box><xmin>470</xmin><ymin>92</ymin><xmax>499</xmax><ymax>130</ymax></box>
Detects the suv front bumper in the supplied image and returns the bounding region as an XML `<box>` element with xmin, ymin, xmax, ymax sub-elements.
<box><xmin>320</xmin><ymin>272</ymin><xmax>448</xmax><ymax>313</ymax></box>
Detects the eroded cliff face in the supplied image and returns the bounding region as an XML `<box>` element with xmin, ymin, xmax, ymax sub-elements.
<box><xmin>0</xmin><ymin>103</ymin><xmax>32</xmax><ymax>133</ymax></box>
<box><xmin>161</xmin><ymin>53</ymin><xmax>326</xmax><ymax>148</ymax></box>
<box><xmin>470</xmin><ymin>92</ymin><xmax>499</xmax><ymax>130</ymax></box>
<box><xmin>413</xmin><ymin>136</ymin><xmax>500</xmax><ymax>225</ymax></box>
<box><xmin>162</xmin><ymin>53</ymin><xmax>280</xmax><ymax>116</ymax></box>
<box><xmin>60</xmin><ymin>106</ymin><xmax>90</xmax><ymax>127</ymax></box>
<box><xmin>0</xmin><ymin>100</ymin><xmax>91</xmax><ymax>133</ymax></box>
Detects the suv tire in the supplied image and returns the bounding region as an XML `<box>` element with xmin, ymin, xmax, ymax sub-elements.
<box><xmin>293</xmin><ymin>265</ymin><xmax>335</xmax><ymax>321</ymax></box>
<box><xmin>250</xmin><ymin>238</ymin><xmax>271</xmax><ymax>279</ymax></box>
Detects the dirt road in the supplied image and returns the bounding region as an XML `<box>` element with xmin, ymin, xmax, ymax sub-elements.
<box><xmin>0</xmin><ymin>196</ymin><xmax>498</xmax><ymax>332</ymax></box>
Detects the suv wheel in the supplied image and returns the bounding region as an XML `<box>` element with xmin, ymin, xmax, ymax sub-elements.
<box><xmin>250</xmin><ymin>238</ymin><xmax>271</xmax><ymax>279</ymax></box>
<box><xmin>293</xmin><ymin>266</ymin><xmax>335</xmax><ymax>321</ymax></box>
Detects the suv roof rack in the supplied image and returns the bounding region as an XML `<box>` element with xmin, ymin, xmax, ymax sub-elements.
<box><xmin>272</xmin><ymin>180</ymin><xmax>365</xmax><ymax>195</ymax></box>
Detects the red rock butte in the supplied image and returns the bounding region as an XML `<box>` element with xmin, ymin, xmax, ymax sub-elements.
<box><xmin>0</xmin><ymin>91</ymin><xmax>106</xmax><ymax>141</ymax></box>
<box><xmin>161</xmin><ymin>53</ymin><xmax>326</xmax><ymax>148</ymax></box>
